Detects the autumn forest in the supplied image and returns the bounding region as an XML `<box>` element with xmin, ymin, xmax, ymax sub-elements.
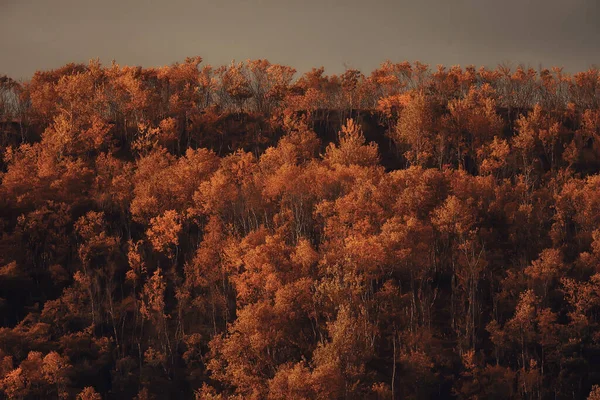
<box><xmin>1</xmin><ymin>58</ymin><xmax>600</xmax><ymax>399</ymax></box>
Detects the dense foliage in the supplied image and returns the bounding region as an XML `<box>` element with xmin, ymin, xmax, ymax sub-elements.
<box><xmin>1</xmin><ymin>58</ymin><xmax>600</xmax><ymax>399</ymax></box>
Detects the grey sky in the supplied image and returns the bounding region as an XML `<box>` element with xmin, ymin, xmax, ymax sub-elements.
<box><xmin>1</xmin><ymin>0</ymin><xmax>599</xmax><ymax>80</ymax></box>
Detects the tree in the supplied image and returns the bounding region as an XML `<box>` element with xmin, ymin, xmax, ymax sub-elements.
<box><xmin>393</xmin><ymin>92</ymin><xmax>435</xmax><ymax>167</ymax></box>
<box><xmin>324</xmin><ymin>118</ymin><xmax>379</xmax><ymax>168</ymax></box>
<box><xmin>77</xmin><ymin>386</ymin><xmax>102</xmax><ymax>400</ymax></box>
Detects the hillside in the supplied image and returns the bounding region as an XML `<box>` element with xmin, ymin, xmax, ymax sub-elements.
<box><xmin>1</xmin><ymin>59</ymin><xmax>600</xmax><ymax>399</ymax></box>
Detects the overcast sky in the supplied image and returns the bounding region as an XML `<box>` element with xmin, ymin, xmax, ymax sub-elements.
<box><xmin>1</xmin><ymin>0</ymin><xmax>599</xmax><ymax>80</ymax></box>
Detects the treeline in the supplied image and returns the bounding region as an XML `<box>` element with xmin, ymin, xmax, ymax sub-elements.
<box><xmin>0</xmin><ymin>58</ymin><xmax>600</xmax><ymax>399</ymax></box>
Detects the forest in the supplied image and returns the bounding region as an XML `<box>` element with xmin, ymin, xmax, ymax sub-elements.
<box><xmin>1</xmin><ymin>58</ymin><xmax>600</xmax><ymax>399</ymax></box>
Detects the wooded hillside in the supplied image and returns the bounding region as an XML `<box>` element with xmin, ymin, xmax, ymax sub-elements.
<box><xmin>1</xmin><ymin>58</ymin><xmax>600</xmax><ymax>399</ymax></box>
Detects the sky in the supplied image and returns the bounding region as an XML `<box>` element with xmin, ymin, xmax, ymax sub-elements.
<box><xmin>0</xmin><ymin>0</ymin><xmax>599</xmax><ymax>80</ymax></box>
